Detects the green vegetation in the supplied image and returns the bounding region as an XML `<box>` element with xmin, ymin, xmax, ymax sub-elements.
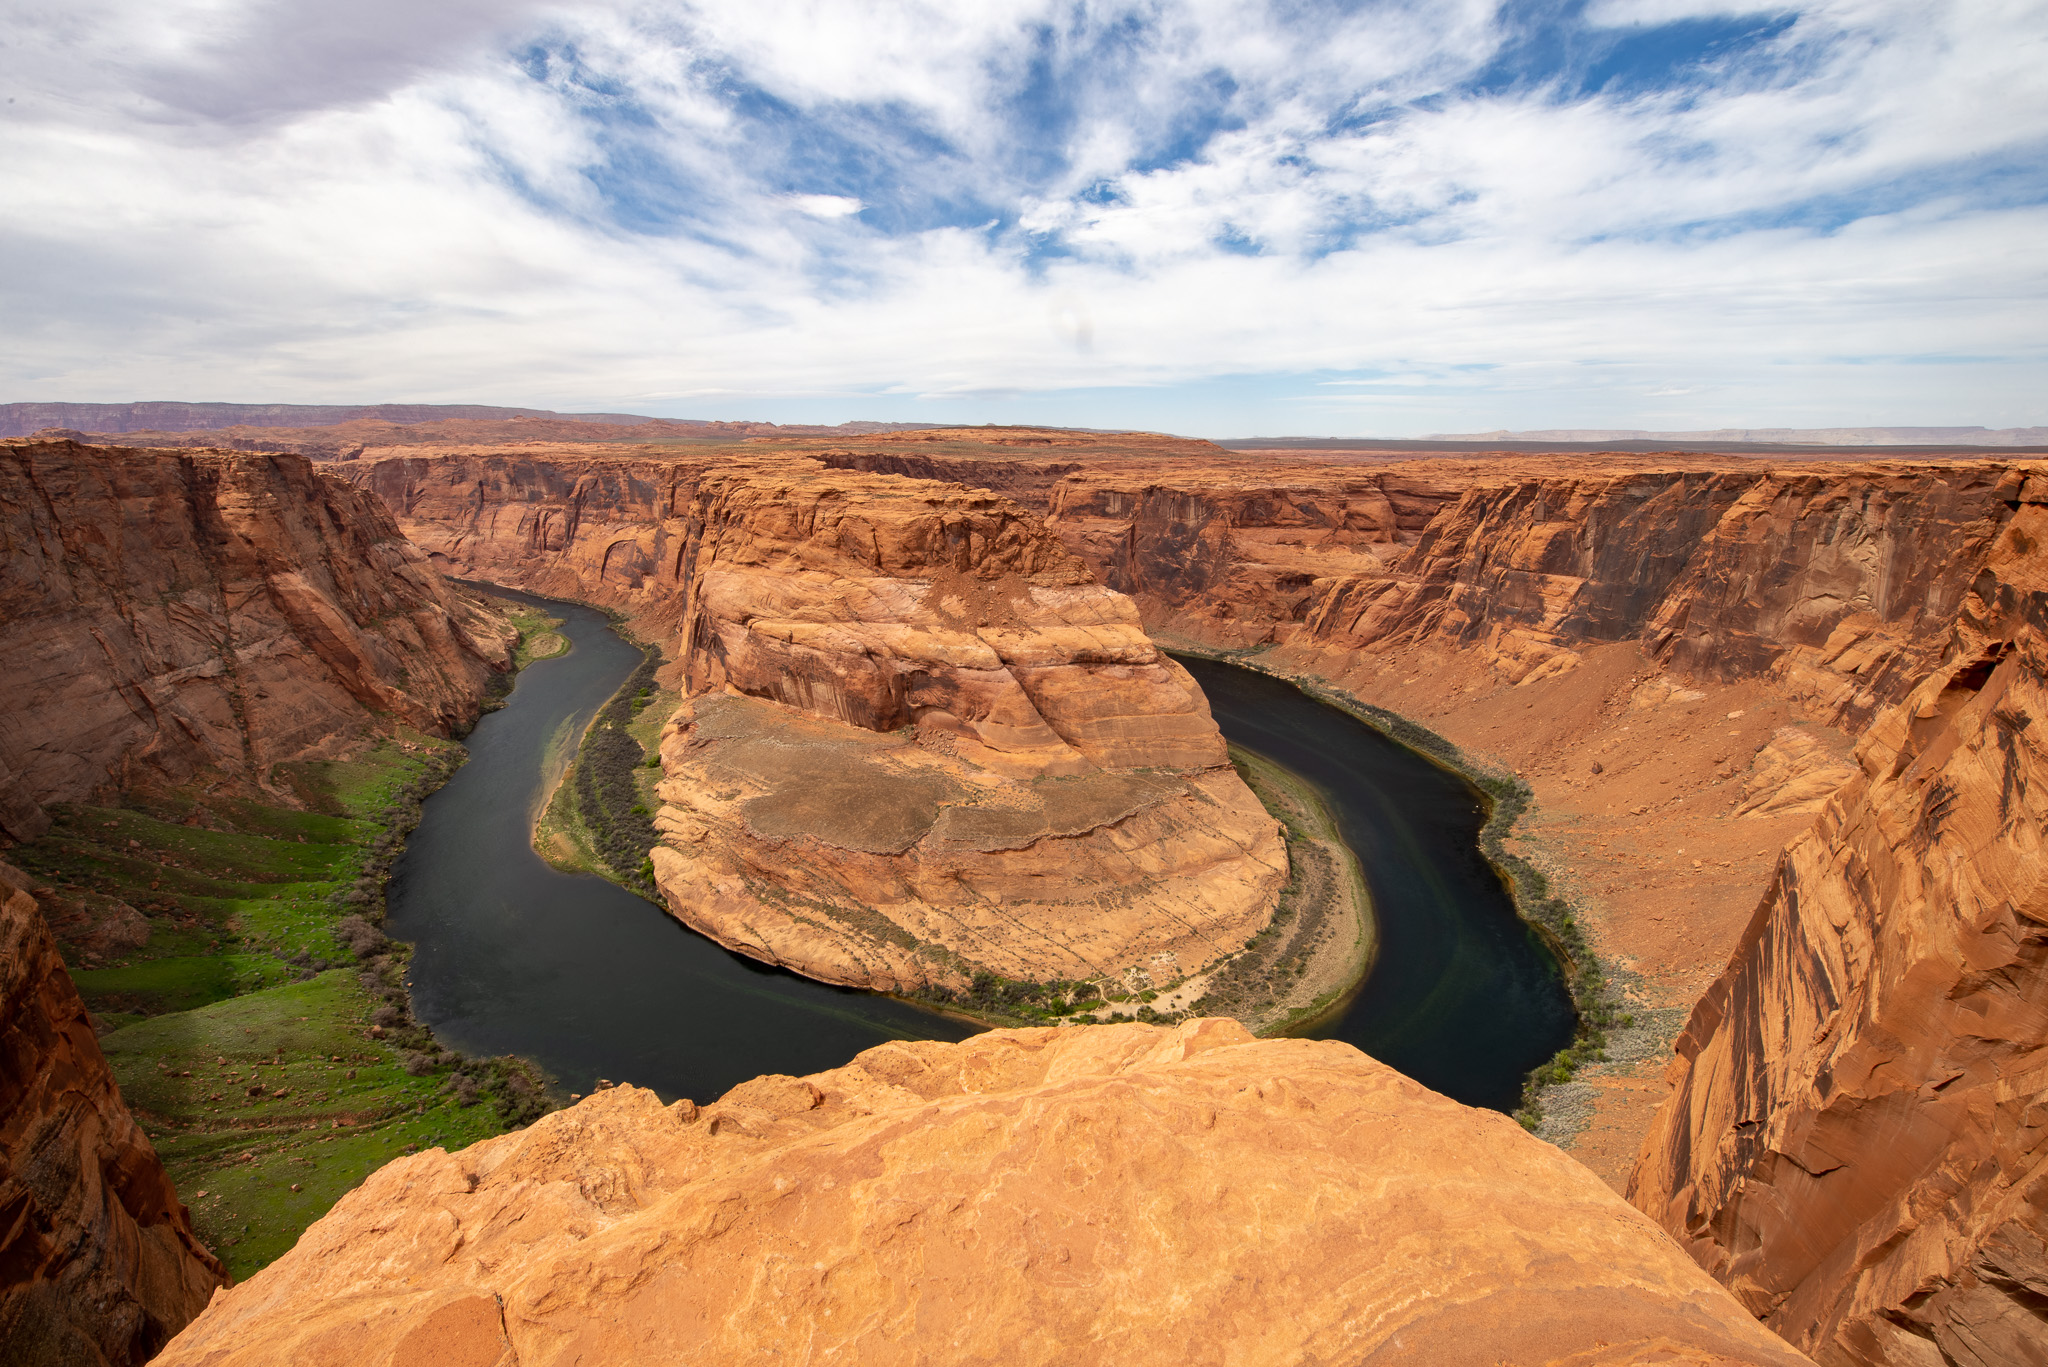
<box><xmin>537</xmin><ymin>646</ymin><xmax>667</xmax><ymax>897</ymax></box>
<box><xmin>1468</xmin><ymin>773</ymin><xmax>1629</xmax><ymax>1129</ymax></box>
<box><xmin>504</xmin><ymin>602</ymin><xmax>569</xmax><ymax>670</ymax></box>
<box><xmin>13</xmin><ymin>730</ymin><xmax>555</xmax><ymax>1282</ymax></box>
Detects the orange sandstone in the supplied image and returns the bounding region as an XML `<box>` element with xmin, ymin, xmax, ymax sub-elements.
<box><xmin>154</xmin><ymin>1021</ymin><xmax>1814</xmax><ymax>1367</ymax></box>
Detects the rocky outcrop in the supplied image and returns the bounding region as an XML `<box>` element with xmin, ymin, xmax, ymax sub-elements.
<box><xmin>0</xmin><ymin>862</ymin><xmax>223</xmax><ymax>1365</ymax></box>
<box><xmin>351</xmin><ymin>450</ymin><xmax>1285</xmax><ymax>993</ymax></box>
<box><xmin>154</xmin><ymin>1020</ymin><xmax>1814</xmax><ymax>1367</ymax></box>
<box><xmin>1627</xmin><ymin>489</ymin><xmax>2048</xmax><ymax>1364</ymax></box>
<box><xmin>0</xmin><ymin>439</ymin><xmax>513</xmax><ymax>836</ymax></box>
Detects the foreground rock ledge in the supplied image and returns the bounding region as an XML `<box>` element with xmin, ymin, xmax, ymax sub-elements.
<box><xmin>157</xmin><ymin>1021</ymin><xmax>1811</xmax><ymax>1367</ymax></box>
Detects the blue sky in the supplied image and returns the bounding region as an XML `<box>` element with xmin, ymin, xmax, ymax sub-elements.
<box><xmin>1</xmin><ymin>0</ymin><xmax>2043</xmax><ymax>435</ymax></box>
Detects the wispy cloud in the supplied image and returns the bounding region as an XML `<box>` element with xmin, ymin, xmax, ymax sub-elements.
<box><xmin>0</xmin><ymin>0</ymin><xmax>2041</xmax><ymax>433</ymax></box>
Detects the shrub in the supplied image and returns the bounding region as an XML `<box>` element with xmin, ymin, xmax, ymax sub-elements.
<box><xmin>334</xmin><ymin>916</ymin><xmax>389</xmax><ymax>960</ymax></box>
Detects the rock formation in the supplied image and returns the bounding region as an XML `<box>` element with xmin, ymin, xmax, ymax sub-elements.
<box><xmin>350</xmin><ymin>451</ymin><xmax>1286</xmax><ymax>994</ymax></box>
<box><xmin>1627</xmin><ymin>487</ymin><xmax>2048</xmax><ymax>1364</ymax></box>
<box><xmin>0</xmin><ymin>439</ymin><xmax>514</xmax><ymax>838</ymax></box>
<box><xmin>154</xmin><ymin>1020</ymin><xmax>1815</xmax><ymax>1367</ymax></box>
<box><xmin>336</xmin><ymin>432</ymin><xmax>2048</xmax><ymax>1362</ymax></box>
<box><xmin>0</xmin><ymin>862</ymin><xmax>223</xmax><ymax>1365</ymax></box>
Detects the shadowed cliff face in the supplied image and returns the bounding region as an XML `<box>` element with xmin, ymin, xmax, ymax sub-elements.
<box><xmin>348</xmin><ymin>451</ymin><xmax>1284</xmax><ymax>994</ymax></box>
<box><xmin>154</xmin><ymin>1020</ymin><xmax>1816</xmax><ymax>1367</ymax></box>
<box><xmin>0</xmin><ymin>863</ymin><xmax>224</xmax><ymax>1364</ymax></box>
<box><xmin>1627</xmin><ymin>490</ymin><xmax>2048</xmax><ymax>1366</ymax></box>
<box><xmin>0</xmin><ymin>440</ymin><xmax>513</xmax><ymax>838</ymax></box>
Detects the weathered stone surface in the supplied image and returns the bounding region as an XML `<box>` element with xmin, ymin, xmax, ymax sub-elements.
<box><xmin>349</xmin><ymin>451</ymin><xmax>1285</xmax><ymax>993</ymax></box>
<box><xmin>652</xmin><ymin>693</ymin><xmax>1279</xmax><ymax>991</ymax></box>
<box><xmin>1628</xmin><ymin>496</ymin><xmax>2048</xmax><ymax>1365</ymax></box>
<box><xmin>0</xmin><ymin>862</ymin><xmax>223</xmax><ymax>1365</ymax></box>
<box><xmin>0</xmin><ymin>440</ymin><xmax>513</xmax><ymax>832</ymax></box>
<box><xmin>155</xmin><ymin>1020</ymin><xmax>1814</xmax><ymax>1367</ymax></box>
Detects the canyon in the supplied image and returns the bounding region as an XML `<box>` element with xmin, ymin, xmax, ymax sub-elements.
<box><xmin>333</xmin><ymin>428</ymin><xmax>2047</xmax><ymax>1362</ymax></box>
<box><xmin>348</xmin><ymin>450</ymin><xmax>1286</xmax><ymax>995</ymax></box>
<box><xmin>3</xmin><ymin>423</ymin><xmax>2045</xmax><ymax>1364</ymax></box>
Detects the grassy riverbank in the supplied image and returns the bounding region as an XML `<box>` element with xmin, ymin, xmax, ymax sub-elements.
<box><xmin>7</xmin><ymin>609</ymin><xmax>567</xmax><ymax>1281</ymax></box>
<box><xmin>533</xmin><ymin>637</ymin><xmax>672</xmax><ymax>899</ymax></box>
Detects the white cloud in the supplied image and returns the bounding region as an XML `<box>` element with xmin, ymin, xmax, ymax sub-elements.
<box><xmin>0</xmin><ymin>0</ymin><xmax>2041</xmax><ymax>432</ymax></box>
<box><xmin>787</xmin><ymin>194</ymin><xmax>864</xmax><ymax>218</ymax></box>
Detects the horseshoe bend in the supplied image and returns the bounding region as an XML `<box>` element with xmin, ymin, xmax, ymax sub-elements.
<box><xmin>5</xmin><ymin>426</ymin><xmax>2048</xmax><ymax>1365</ymax></box>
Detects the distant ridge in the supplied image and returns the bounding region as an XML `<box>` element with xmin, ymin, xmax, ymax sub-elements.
<box><xmin>0</xmin><ymin>401</ymin><xmax>661</xmax><ymax>437</ymax></box>
<box><xmin>0</xmin><ymin>402</ymin><xmax>954</xmax><ymax>440</ymax></box>
<box><xmin>1424</xmin><ymin>425</ymin><xmax>2048</xmax><ymax>447</ymax></box>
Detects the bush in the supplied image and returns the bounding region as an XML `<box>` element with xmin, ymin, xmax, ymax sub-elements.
<box><xmin>334</xmin><ymin>916</ymin><xmax>389</xmax><ymax>960</ymax></box>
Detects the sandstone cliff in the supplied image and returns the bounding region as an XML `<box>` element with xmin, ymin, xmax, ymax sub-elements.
<box><xmin>0</xmin><ymin>439</ymin><xmax>513</xmax><ymax>838</ymax></box>
<box><xmin>349</xmin><ymin>451</ymin><xmax>1285</xmax><ymax>994</ymax></box>
<box><xmin>154</xmin><ymin>1020</ymin><xmax>1814</xmax><ymax>1367</ymax></box>
<box><xmin>0</xmin><ymin>862</ymin><xmax>223</xmax><ymax>1364</ymax></box>
<box><xmin>1627</xmin><ymin>487</ymin><xmax>2048</xmax><ymax>1365</ymax></box>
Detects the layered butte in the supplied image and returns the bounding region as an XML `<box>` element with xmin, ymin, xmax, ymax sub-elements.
<box><xmin>0</xmin><ymin>439</ymin><xmax>514</xmax><ymax>840</ymax></box>
<box><xmin>153</xmin><ymin>1020</ymin><xmax>1815</xmax><ymax>1367</ymax></box>
<box><xmin>348</xmin><ymin>452</ymin><xmax>1285</xmax><ymax>993</ymax></box>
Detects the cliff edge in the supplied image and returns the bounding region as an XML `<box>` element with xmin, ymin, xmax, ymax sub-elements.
<box><xmin>1628</xmin><ymin>483</ymin><xmax>2048</xmax><ymax>1364</ymax></box>
<box><xmin>0</xmin><ymin>862</ymin><xmax>224</xmax><ymax>1364</ymax></box>
<box><xmin>0</xmin><ymin>439</ymin><xmax>513</xmax><ymax>839</ymax></box>
<box><xmin>156</xmin><ymin>1019</ymin><xmax>1813</xmax><ymax>1367</ymax></box>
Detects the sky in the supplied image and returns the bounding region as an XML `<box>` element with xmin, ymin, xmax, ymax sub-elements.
<box><xmin>2</xmin><ymin>0</ymin><xmax>2044</xmax><ymax>436</ymax></box>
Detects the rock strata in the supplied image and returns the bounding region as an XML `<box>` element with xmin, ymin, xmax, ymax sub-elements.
<box><xmin>0</xmin><ymin>862</ymin><xmax>223</xmax><ymax>1365</ymax></box>
<box><xmin>351</xmin><ymin>451</ymin><xmax>1286</xmax><ymax>993</ymax></box>
<box><xmin>1628</xmin><ymin>492</ymin><xmax>2048</xmax><ymax>1364</ymax></box>
<box><xmin>0</xmin><ymin>439</ymin><xmax>513</xmax><ymax>836</ymax></box>
<box><xmin>155</xmin><ymin>1020</ymin><xmax>1814</xmax><ymax>1367</ymax></box>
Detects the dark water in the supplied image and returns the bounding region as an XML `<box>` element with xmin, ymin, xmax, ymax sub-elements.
<box><xmin>389</xmin><ymin>594</ymin><xmax>1570</xmax><ymax>1112</ymax></box>
<box><xmin>384</xmin><ymin>590</ymin><xmax>972</xmax><ymax>1103</ymax></box>
<box><xmin>1176</xmin><ymin>656</ymin><xmax>1577</xmax><ymax>1112</ymax></box>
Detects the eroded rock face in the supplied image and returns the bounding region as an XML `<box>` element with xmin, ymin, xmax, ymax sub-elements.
<box><xmin>0</xmin><ymin>863</ymin><xmax>223</xmax><ymax>1365</ymax></box>
<box><xmin>0</xmin><ymin>440</ymin><xmax>512</xmax><ymax>834</ymax></box>
<box><xmin>154</xmin><ymin>1020</ymin><xmax>1814</xmax><ymax>1367</ymax></box>
<box><xmin>1628</xmin><ymin>496</ymin><xmax>2048</xmax><ymax>1365</ymax></box>
<box><xmin>351</xmin><ymin>451</ymin><xmax>1285</xmax><ymax>992</ymax></box>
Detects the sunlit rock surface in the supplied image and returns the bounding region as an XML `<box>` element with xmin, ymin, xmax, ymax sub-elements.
<box><xmin>155</xmin><ymin>1020</ymin><xmax>1814</xmax><ymax>1367</ymax></box>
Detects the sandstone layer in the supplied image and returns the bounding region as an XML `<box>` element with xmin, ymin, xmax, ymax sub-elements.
<box><xmin>0</xmin><ymin>862</ymin><xmax>223</xmax><ymax>1365</ymax></box>
<box><xmin>0</xmin><ymin>439</ymin><xmax>514</xmax><ymax>840</ymax></box>
<box><xmin>348</xmin><ymin>451</ymin><xmax>1284</xmax><ymax>993</ymax></box>
<box><xmin>1627</xmin><ymin>490</ymin><xmax>2048</xmax><ymax>1364</ymax></box>
<box><xmin>155</xmin><ymin>1019</ymin><xmax>1814</xmax><ymax>1367</ymax></box>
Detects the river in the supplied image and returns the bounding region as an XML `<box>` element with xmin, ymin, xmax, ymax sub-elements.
<box><xmin>1175</xmin><ymin>656</ymin><xmax>1576</xmax><ymax>1112</ymax></box>
<box><xmin>383</xmin><ymin>591</ymin><xmax>974</xmax><ymax>1104</ymax></box>
<box><xmin>388</xmin><ymin>593</ymin><xmax>1573</xmax><ymax>1112</ymax></box>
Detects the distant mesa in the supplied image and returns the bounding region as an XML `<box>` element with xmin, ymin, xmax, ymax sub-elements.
<box><xmin>0</xmin><ymin>400</ymin><xmax>956</xmax><ymax>440</ymax></box>
<box><xmin>1425</xmin><ymin>425</ymin><xmax>2048</xmax><ymax>446</ymax></box>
